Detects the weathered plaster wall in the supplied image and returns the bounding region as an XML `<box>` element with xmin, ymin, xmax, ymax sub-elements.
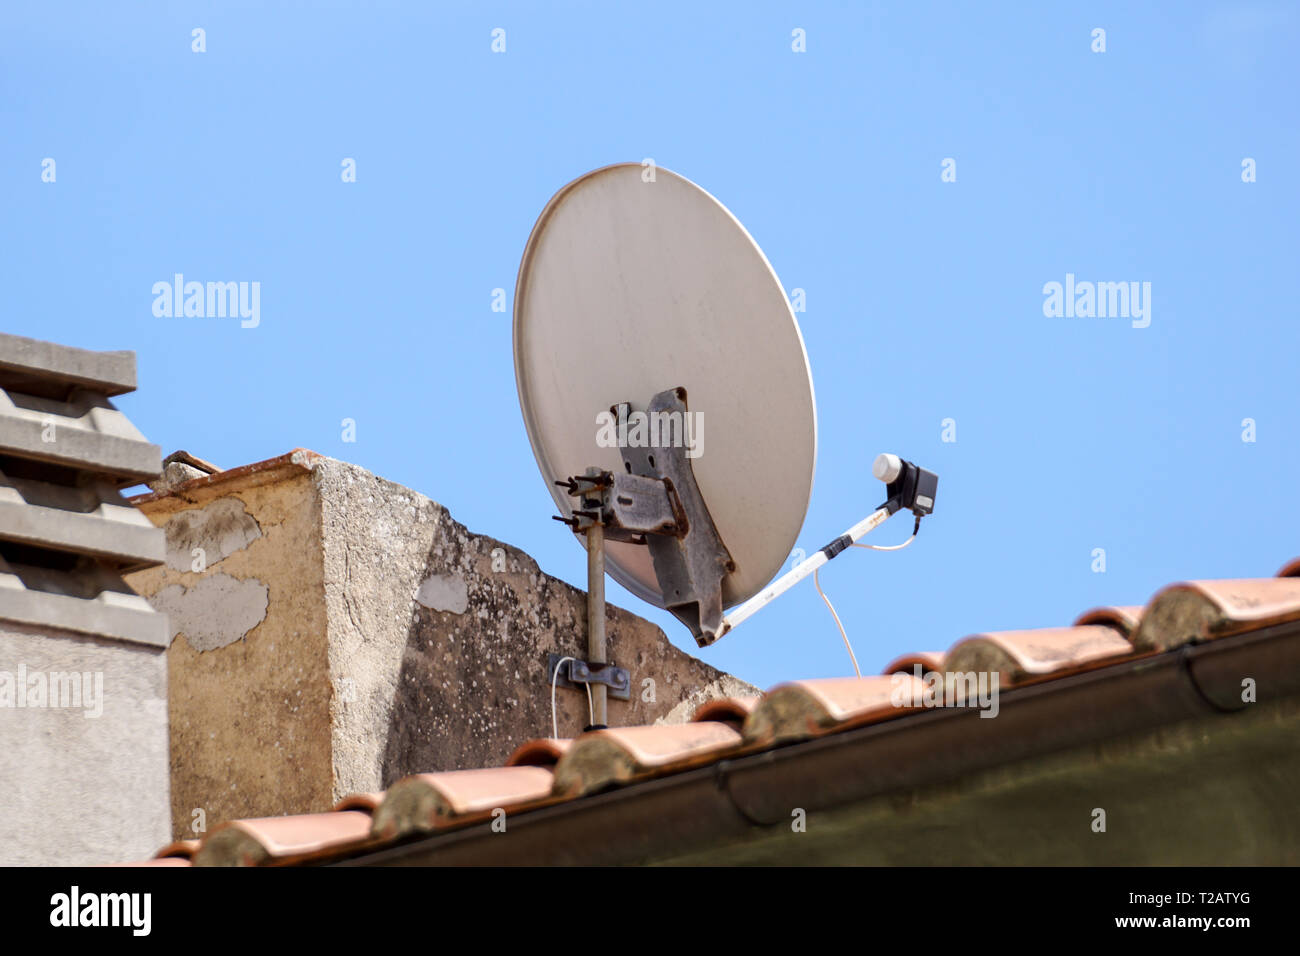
<box><xmin>126</xmin><ymin>470</ymin><xmax>332</xmax><ymax>840</ymax></box>
<box><xmin>127</xmin><ymin>453</ymin><xmax>756</xmax><ymax>839</ymax></box>
<box><xmin>313</xmin><ymin>458</ymin><xmax>754</xmax><ymax>800</ymax></box>
<box><xmin>0</xmin><ymin>622</ymin><xmax>169</xmax><ymax>865</ymax></box>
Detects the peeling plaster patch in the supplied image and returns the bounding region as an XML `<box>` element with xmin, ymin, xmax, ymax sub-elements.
<box><xmin>152</xmin><ymin>573</ymin><xmax>269</xmax><ymax>651</ymax></box>
<box><xmin>162</xmin><ymin>496</ymin><xmax>262</xmax><ymax>571</ymax></box>
<box><xmin>415</xmin><ymin>573</ymin><xmax>468</xmax><ymax>614</ymax></box>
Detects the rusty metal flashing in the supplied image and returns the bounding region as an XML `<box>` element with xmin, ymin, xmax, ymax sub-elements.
<box><xmin>329</xmin><ymin>620</ymin><xmax>1300</xmax><ymax>866</ymax></box>
<box><xmin>128</xmin><ymin>449</ymin><xmax>321</xmax><ymax>506</ymax></box>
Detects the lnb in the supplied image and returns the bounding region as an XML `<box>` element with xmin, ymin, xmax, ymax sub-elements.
<box><xmin>872</xmin><ymin>453</ymin><xmax>938</xmax><ymax>518</ymax></box>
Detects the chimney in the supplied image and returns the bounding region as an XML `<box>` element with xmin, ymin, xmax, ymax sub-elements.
<box><xmin>123</xmin><ymin>452</ymin><xmax>757</xmax><ymax>841</ymax></box>
<box><xmin>0</xmin><ymin>333</ymin><xmax>169</xmax><ymax>864</ymax></box>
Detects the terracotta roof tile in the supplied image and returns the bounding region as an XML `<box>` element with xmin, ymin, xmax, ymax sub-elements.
<box><xmin>333</xmin><ymin>792</ymin><xmax>385</xmax><ymax>812</ymax></box>
<box><xmin>506</xmin><ymin>737</ymin><xmax>572</xmax><ymax>767</ymax></box>
<box><xmin>881</xmin><ymin>651</ymin><xmax>945</xmax><ymax>675</ymax></box>
<box><xmin>743</xmin><ymin>675</ymin><xmax>921</xmax><ymax>746</ymax></box>
<box><xmin>691</xmin><ymin>695</ymin><xmax>762</xmax><ymax>723</ymax></box>
<box><xmin>370</xmin><ymin>767</ymin><xmax>556</xmax><ymax>840</ymax></box>
<box><xmin>193</xmin><ymin>810</ymin><xmax>375</xmax><ymax>867</ymax></box>
<box><xmin>153</xmin><ymin>839</ymin><xmax>200</xmax><ymax>860</ymax></box>
<box><xmin>944</xmin><ymin>625</ymin><xmax>1136</xmax><ymax>685</ymax></box>
<box><xmin>118</xmin><ymin>562</ymin><xmax>1300</xmax><ymax>867</ymax></box>
<box><xmin>1133</xmin><ymin>578</ymin><xmax>1300</xmax><ymax>651</ymax></box>
<box><xmin>552</xmin><ymin>722</ymin><xmax>744</xmax><ymax>797</ymax></box>
<box><xmin>1073</xmin><ymin>604</ymin><xmax>1144</xmax><ymax>636</ymax></box>
<box><xmin>105</xmin><ymin>856</ymin><xmax>192</xmax><ymax>867</ymax></box>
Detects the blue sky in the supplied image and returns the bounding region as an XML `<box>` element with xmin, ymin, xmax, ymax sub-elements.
<box><xmin>3</xmin><ymin>2</ymin><xmax>1296</xmax><ymax>689</ymax></box>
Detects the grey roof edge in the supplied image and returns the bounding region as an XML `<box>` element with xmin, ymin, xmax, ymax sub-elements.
<box><xmin>0</xmin><ymin>333</ymin><xmax>137</xmax><ymax>396</ymax></box>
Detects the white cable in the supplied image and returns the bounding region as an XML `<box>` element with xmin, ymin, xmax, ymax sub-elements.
<box><xmin>814</xmin><ymin>567</ymin><xmax>861</xmax><ymax>678</ymax></box>
<box><xmin>817</xmin><ymin>527</ymin><xmax>919</xmax><ymax>678</ymax></box>
<box><xmin>551</xmin><ymin>655</ymin><xmax>595</xmax><ymax>739</ymax></box>
<box><xmin>853</xmin><ymin>535</ymin><xmax>917</xmax><ymax>552</ymax></box>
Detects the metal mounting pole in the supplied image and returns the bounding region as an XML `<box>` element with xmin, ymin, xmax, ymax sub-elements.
<box><xmin>585</xmin><ymin>521</ymin><xmax>607</xmax><ymax>727</ymax></box>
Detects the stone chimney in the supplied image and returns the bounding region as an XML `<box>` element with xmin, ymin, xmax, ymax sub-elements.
<box><xmin>124</xmin><ymin>452</ymin><xmax>756</xmax><ymax>841</ymax></box>
<box><xmin>0</xmin><ymin>333</ymin><xmax>169</xmax><ymax>865</ymax></box>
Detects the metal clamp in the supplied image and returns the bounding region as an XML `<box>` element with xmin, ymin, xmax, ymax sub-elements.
<box><xmin>547</xmin><ymin>653</ymin><xmax>631</xmax><ymax>701</ymax></box>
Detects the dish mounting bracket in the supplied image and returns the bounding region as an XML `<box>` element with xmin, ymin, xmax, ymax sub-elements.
<box><xmin>554</xmin><ymin>387</ymin><xmax>734</xmax><ymax>649</ymax></box>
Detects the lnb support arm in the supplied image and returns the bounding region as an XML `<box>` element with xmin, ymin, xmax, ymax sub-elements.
<box><xmin>709</xmin><ymin>454</ymin><xmax>938</xmax><ymax>644</ymax></box>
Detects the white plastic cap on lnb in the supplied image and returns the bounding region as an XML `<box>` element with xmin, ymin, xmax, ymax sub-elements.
<box><xmin>872</xmin><ymin>453</ymin><xmax>903</xmax><ymax>484</ymax></box>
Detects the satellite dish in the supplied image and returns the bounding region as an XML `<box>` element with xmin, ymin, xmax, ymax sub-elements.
<box><xmin>513</xmin><ymin>163</ymin><xmax>817</xmax><ymax>634</ymax></box>
<box><xmin>514</xmin><ymin>164</ymin><xmax>940</xmax><ymax>726</ymax></box>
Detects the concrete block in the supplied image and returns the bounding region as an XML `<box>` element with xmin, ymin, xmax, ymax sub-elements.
<box><xmin>0</xmin><ymin>333</ymin><xmax>169</xmax><ymax>866</ymax></box>
<box><xmin>0</xmin><ymin>388</ymin><xmax>161</xmax><ymax>483</ymax></box>
<box><xmin>0</xmin><ymin>557</ymin><xmax>170</xmax><ymax>648</ymax></box>
<box><xmin>0</xmin><ymin>469</ymin><xmax>164</xmax><ymax>568</ymax></box>
<box><xmin>0</xmin><ymin>332</ymin><xmax>136</xmax><ymax>397</ymax></box>
<box><xmin>0</xmin><ymin>621</ymin><xmax>170</xmax><ymax>865</ymax></box>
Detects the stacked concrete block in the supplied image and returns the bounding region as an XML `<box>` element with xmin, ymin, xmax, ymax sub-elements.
<box><xmin>0</xmin><ymin>332</ymin><xmax>169</xmax><ymax>865</ymax></box>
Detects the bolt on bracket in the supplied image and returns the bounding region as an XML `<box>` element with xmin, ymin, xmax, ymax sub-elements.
<box><xmin>547</xmin><ymin>653</ymin><xmax>631</xmax><ymax>701</ymax></box>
